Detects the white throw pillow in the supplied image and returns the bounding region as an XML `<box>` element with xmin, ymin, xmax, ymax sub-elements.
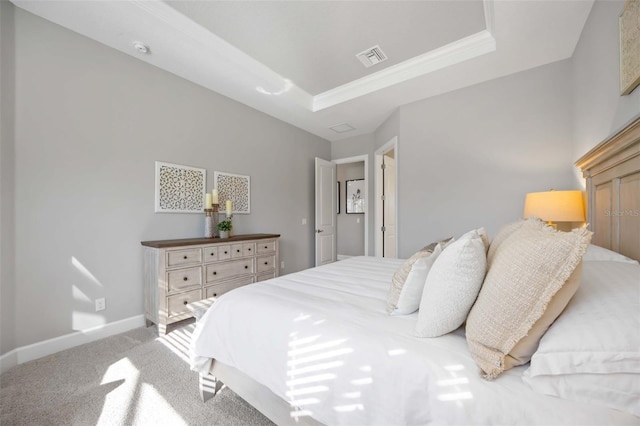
<box><xmin>525</xmin><ymin>260</ymin><xmax>640</xmax><ymax>416</ymax></box>
<box><xmin>583</xmin><ymin>244</ymin><xmax>639</xmax><ymax>264</ymax></box>
<box><xmin>416</xmin><ymin>229</ymin><xmax>487</xmax><ymax>337</ymax></box>
<box><xmin>392</xmin><ymin>243</ymin><xmax>446</xmax><ymax>315</ymax></box>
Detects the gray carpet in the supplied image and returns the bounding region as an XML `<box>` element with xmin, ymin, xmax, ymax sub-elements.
<box><xmin>0</xmin><ymin>322</ymin><xmax>274</xmax><ymax>426</ymax></box>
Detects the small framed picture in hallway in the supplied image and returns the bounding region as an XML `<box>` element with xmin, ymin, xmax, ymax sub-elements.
<box><xmin>346</xmin><ymin>179</ymin><xmax>364</xmax><ymax>214</ymax></box>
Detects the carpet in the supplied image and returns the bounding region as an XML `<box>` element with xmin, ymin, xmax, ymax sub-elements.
<box><xmin>0</xmin><ymin>323</ymin><xmax>274</xmax><ymax>426</ymax></box>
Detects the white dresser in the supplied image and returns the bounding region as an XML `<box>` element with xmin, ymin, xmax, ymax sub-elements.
<box><xmin>141</xmin><ymin>234</ymin><xmax>280</xmax><ymax>334</ymax></box>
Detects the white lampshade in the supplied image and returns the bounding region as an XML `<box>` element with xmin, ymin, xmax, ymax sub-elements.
<box><xmin>523</xmin><ymin>190</ymin><xmax>585</xmax><ymax>223</ymax></box>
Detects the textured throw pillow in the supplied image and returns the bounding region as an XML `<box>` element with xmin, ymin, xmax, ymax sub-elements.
<box><xmin>387</xmin><ymin>239</ymin><xmax>452</xmax><ymax>314</ymax></box>
<box><xmin>466</xmin><ymin>219</ymin><xmax>592</xmax><ymax>379</ymax></box>
<box><xmin>486</xmin><ymin>220</ymin><xmax>526</xmax><ymax>267</ymax></box>
<box><xmin>504</xmin><ymin>262</ymin><xmax>582</xmax><ymax>369</ymax></box>
<box><xmin>416</xmin><ymin>229</ymin><xmax>487</xmax><ymax>337</ymax></box>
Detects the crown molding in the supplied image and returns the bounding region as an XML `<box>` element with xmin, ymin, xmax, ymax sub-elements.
<box><xmin>312</xmin><ymin>29</ymin><xmax>496</xmax><ymax>112</ymax></box>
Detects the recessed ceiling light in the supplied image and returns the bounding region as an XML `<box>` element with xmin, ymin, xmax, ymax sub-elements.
<box><xmin>330</xmin><ymin>123</ymin><xmax>356</xmax><ymax>133</ymax></box>
<box><xmin>133</xmin><ymin>42</ymin><xmax>150</xmax><ymax>54</ymax></box>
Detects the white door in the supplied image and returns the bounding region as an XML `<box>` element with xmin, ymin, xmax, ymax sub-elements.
<box><xmin>383</xmin><ymin>154</ymin><xmax>397</xmax><ymax>258</ymax></box>
<box><xmin>315</xmin><ymin>158</ymin><xmax>336</xmax><ymax>266</ymax></box>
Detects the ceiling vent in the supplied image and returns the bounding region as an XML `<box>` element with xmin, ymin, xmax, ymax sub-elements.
<box><xmin>356</xmin><ymin>45</ymin><xmax>388</xmax><ymax>68</ymax></box>
<box><xmin>330</xmin><ymin>123</ymin><xmax>356</xmax><ymax>133</ymax></box>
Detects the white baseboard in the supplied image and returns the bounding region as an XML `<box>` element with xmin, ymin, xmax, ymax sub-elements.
<box><xmin>0</xmin><ymin>349</ymin><xmax>18</xmax><ymax>375</ymax></box>
<box><xmin>0</xmin><ymin>314</ymin><xmax>145</xmax><ymax>374</ymax></box>
<box><xmin>337</xmin><ymin>254</ymin><xmax>353</xmax><ymax>261</ymax></box>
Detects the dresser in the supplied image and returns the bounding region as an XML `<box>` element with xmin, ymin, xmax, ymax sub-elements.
<box><xmin>141</xmin><ymin>234</ymin><xmax>280</xmax><ymax>334</ymax></box>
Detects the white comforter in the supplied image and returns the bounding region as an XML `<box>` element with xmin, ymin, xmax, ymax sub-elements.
<box><xmin>190</xmin><ymin>256</ymin><xmax>637</xmax><ymax>426</ymax></box>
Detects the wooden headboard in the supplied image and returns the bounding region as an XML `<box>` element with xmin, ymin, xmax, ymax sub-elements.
<box><xmin>576</xmin><ymin>115</ymin><xmax>640</xmax><ymax>261</ymax></box>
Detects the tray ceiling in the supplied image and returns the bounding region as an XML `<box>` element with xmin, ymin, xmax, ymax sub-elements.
<box><xmin>11</xmin><ymin>0</ymin><xmax>594</xmax><ymax>142</ymax></box>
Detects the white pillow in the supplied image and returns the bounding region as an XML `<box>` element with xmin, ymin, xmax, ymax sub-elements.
<box><xmin>525</xmin><ymin>260</ymin><xmax>640</xmax><ymax>415</ymax></box>
<box><xmin>522</xmin><ymin>370</ymin><xmax>640</xmax><ymax>416</ymax></box>
<box><xmin>583</xmin><ymin>244</ymin><xmax>639</xmax><ymax>264</ymax></box>
<box><xmin>416</xmin><ymin>229</ymin><xmax>487</xmax><ymax>337</ymax></box>
<box><xmin>391</xmin><ymin>243</ymin><xmax>446</xmax><ymax>315</ymax></box>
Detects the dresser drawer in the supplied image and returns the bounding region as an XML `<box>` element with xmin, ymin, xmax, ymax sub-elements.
<box><xmin>205</xmin><ymin>258</ymin><xmax>254</xmax><ymax>283</ymax></box>
<box><xmin>218</xmin><ymin>245</ymin><xmax>232</xmax><ymax>261</ymax></box>
<box><xmin>256</xmin><ymin>240</ymin><xmax>276</xmax><ymax>254</ymax></box>
<box><xmin>167</xmin><ymin>266</ymin><xmax>202</xmax><ymax>293</ymax></box>
<box><xmin>257</xmin><ymin>255</ymin><xmax>276</xmax><ymax>274</ymax></box>
<box><xmin>231</xmin><ymin>244</ymin><xmax>245</xmax><ymax>258</ymax></box>
<box><xmin>205</xmin><ymin>276</ymin><xmax>254</xmax><ymax>298</ymax></box>
<box><xmin>167</xmin><ymin>289</ymin><xmax>201</xmax><ymax>318</ymax></box>
<box><xmin>243</xmin><ymin>243</ymin><xmax>255</xmax><ymax>257</ymax></box>
<box><xmin>167</xmin><ymin>248</ymin><xmax>202</xmax><ymax>268</ymax></box>
<box><xmin>203</xmin><ymin>246</ymin><xmax>219</xmax><ymax>262</ymax></box>
<box><xmin>256</xmin><ymin>272</ymin><xmax>276</xmax><ymax>282</ymax></box>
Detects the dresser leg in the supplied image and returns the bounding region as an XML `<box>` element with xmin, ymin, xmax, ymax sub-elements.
<box><xmin>145</xmin><ymin>318</ymin><xmax>154</xmax><ymax>328</ymax></box>
<box><xmin>158</xmin><ymin>323</ymin><xmax>167</xmax><ymax>335</ymax></box>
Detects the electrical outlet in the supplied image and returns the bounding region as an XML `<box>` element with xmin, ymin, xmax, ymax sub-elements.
<box><xmin>281</xmin><ymin>261</ymin><xmax>285</xmax><ymax>270</ymax></box>
<box><xmin>302</xmin><ymin>218</ymin><xmax>307</xmax><ymax>225</ymax></box>
<box><xmin>95</xmin><ymin>298</ymin><xmax>106</xmax><ymax>312</ymax></box>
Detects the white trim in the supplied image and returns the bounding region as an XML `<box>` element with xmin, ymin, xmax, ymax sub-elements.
<box><xmin>375</xmin><ymin>137</ymin><xmax>399</xmax><ymax>258</ymax></box>
<box><xmin>333</xmin><ymin>155</ymin><xmax>369</xmax><ymax>257</ymax></box>
<box><xmin>0</xmin><ymin>315</ymin><xmax>145</xmax><ymax>374</ymax></box>
<box><xmin>336</xmin><ymin>254</ymin><xmax>352</xmax><ymax>261</ymax></box>
<box><xmin>313</xmin><ymin>30</ymin><xmax>496</xmax><ymax>111</ymax></box>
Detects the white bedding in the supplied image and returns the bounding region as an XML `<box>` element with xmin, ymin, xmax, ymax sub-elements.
<box><xmin>190</xmin><ymin>256</ymin><xmax>638</xmax><ymax>425</ymax></box>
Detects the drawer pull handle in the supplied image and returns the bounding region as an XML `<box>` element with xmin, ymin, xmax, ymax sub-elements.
<box><xmin>210</xmin><ymin>253</ymin><xmax>215</xmax><ymax>256</ymax></box>
<box><xmin>264</xmin><ymin>261</ymin><xmax>268</xmax><ymax>265</ymax></box>
<box><xmin>264</xmin><ymin>246</ymin><xmax>268</xmax><ymax>249</ymax></box>
<box><xmin>213</xmin><ymin>293</ymin><xmax>217</xmax><ymax>297</ymax></box>
<box><xmin>237</xmin><ymin>249</ymin><xmax>240</xmax><ymax>253</ymax></box>
<box><xmin>244</xmin><ymin>265</ymin><xmax>248</xmax><ymax>269</ymax></box>
<box><xmin>248</xmin><ymin>248</ymin><xmax>251</xmax><ymax>251</ymax></box>
<box><xmin>183</xmin><ymin>255</ymin><xmax>188</xmax><ymax>259</ymax></box>
<box><xmin>213</xmin><ymin>271</ymin><xmax>217</xmax><ymax>275</ymax></box>
<box><xmin>183</xmin><ymin>277</ymin><xmax>188</xmax><ymax>281</ymax></box>
<box><xmin>183</xmin><ymin>301</ymin><xmax>188</xmax><ymax>305</ymax></box>
<box><xmin>224</xmin><ymin>251</ymin><xmax>228</xmax><ymax>254</ymax></box>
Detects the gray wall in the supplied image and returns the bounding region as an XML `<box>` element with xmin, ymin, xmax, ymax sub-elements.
<box><xmin>378</xmin><ymin>60</ymin><xmax>575</xmax><ymax>258</ymax></box>
<box><xmin>1</xmin><ymin>0</ymin><xmax>17</xmax><ymax>356</ymax></box>
<box><xmin>11</xmin><ymin>9</ymin><xmax>329</xmax><ymax>348</ymax></box>
<box><xmin>571</xmin><ymin>0</ymin><xmax>640</xmax><ymax>172</ymax></box>
<box><xmin>336</xmin><ymin>162</ymin><xmax>364</xmax><ymax>256</ymax></box>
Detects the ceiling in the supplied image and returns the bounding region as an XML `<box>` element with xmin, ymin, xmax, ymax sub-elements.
<box><xmin>11</xmin><ymin>0</ymin><xmax>594</xmax><ymax>142</ymax></box>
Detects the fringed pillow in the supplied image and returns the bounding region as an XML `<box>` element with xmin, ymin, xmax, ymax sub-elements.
<box><xmin>466</xmin><ymin>218</ymin><xmax>592</xmax><ymax>379</ymax></box>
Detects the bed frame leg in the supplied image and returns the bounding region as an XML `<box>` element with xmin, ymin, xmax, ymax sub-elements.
<box><xmin>199</xmin><ymin>373</ymin><xmax>221</xmax><ymax>402</ymax></box>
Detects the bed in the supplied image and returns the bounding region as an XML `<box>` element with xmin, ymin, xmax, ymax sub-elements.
<box><xmin>190</xmin><ymin>115</ymin><xmax>640</xmax><ymax>426</ymax></box>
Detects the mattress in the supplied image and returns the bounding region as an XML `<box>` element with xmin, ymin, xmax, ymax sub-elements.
<box><xmin>190</xmin><ymin>256</ymin><xmax>638</xmax><ymax>425</ymax></box>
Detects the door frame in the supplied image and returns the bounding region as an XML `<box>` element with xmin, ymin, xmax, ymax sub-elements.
<box><xmin>333</xmin><ymin>155</ymin><xmax>369</xmax><ymax>256</ymax></box>
<box><xmin>375</xmin><ymin>137</ymin><xmax>398</xmax><ymax>257</ymax></box>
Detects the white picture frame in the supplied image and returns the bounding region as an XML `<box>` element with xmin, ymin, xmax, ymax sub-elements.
<box><xmin>214</xmin><ymin>171</ymin><xmax>251</xmax><ymax>214</ymax></box>
<box><xmin>154</xmin><ymin>161</ymin><xmax>206</xmax><ymax>213</ymax></box>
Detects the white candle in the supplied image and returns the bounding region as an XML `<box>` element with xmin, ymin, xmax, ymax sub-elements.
<box><xmin>211</xmin><ymin>188</ymin><xmax>219</xmax><ymax>204</ymax></box>
<box><xmin>226</xmin><ymin>200</ymin><xmax>233</xmax><ymax>215</ymax></box>
<box><xmin>205</xmin><ymin>193</ymin><xmax>213</xmax><ymax>209</ymax></box>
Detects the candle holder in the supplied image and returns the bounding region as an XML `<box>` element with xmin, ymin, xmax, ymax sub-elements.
<box><xmin>204</xmin><ymin>209</ymin><xmax>214</xmax><ymax>238</ymax></box>
<box><xmin>226</xmin><ymin>213</ymin><xmax>233</xmax><ymax>237</ymax></box>
<box><xmin>212</xmin><ymin>203</ymin><xmax>219</xmax><ymax>238</ymax></box>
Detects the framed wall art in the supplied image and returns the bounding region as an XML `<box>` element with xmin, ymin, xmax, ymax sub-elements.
<box><xmin>214</xmin><ymin>171</ymin><xmax>251</xmax><ymax>214</ymax></box>
<box><xmin>620</xmin><ymin>0</ymin><xmax>640</xmax><ymax>95</ymax></box>
<box><xmin>346</xmin><ymin>179</ymin><xmax>365</xmax><ymax>214</ymax></box>
<box><xmin>155</xmin><ymin>161</ymin><xmax>206</xmax><ymax>213</ymax></box>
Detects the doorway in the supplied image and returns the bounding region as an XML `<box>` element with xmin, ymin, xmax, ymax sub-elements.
<box><xmin>375</xmin><ymin>137</ymin><xmax>398</xmax><ymax>258</ymax></box>
<box><xmin>334</xmin><ymin>155</ymin><xmax>369</xmax><ymax>259</ymax></box>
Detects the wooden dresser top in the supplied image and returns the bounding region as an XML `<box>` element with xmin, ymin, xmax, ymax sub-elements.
<box><xmin>141</xmin><ymin>233</ymin><xmax>280</xmax><ymax>248</ymax></box>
